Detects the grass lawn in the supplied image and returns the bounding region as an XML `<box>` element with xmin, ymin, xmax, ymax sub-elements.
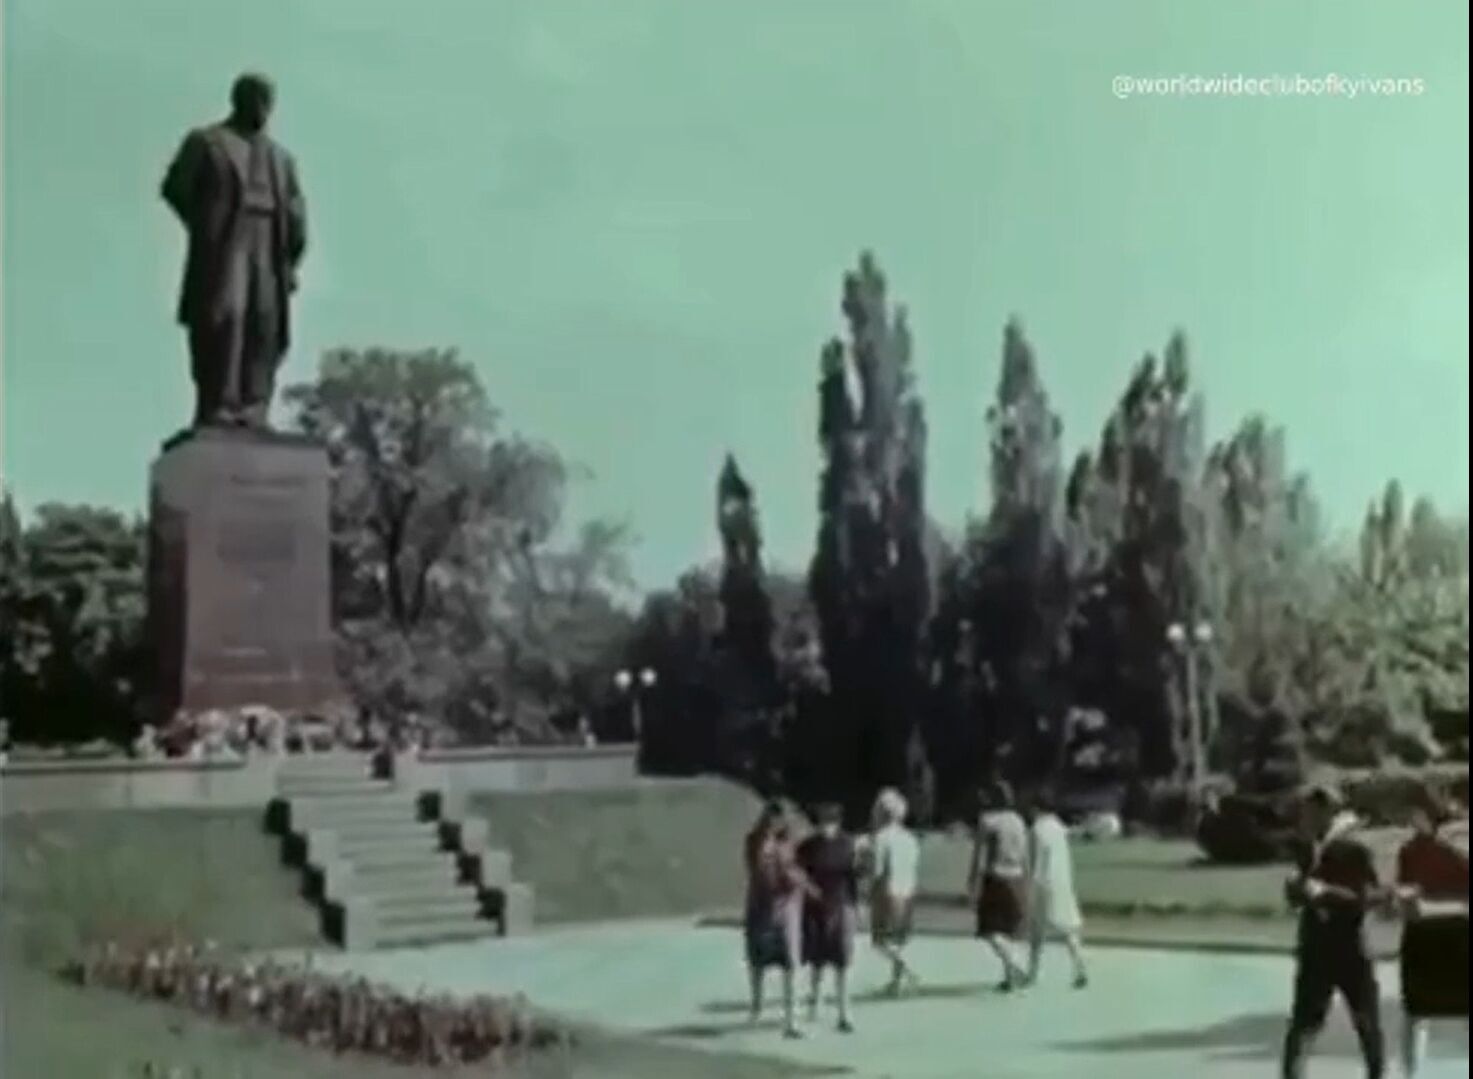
<box><xmin>467</xmin><ymin>783</ymin><xmax>1434</xmax><ymax>953</ymax></box>
<box><xmin>0</xmin><ymin>806</ymin><xmax>819</xmax><ymax>1079</ymax></box>
<box><xmin>3</xmin><ymin>782</ymin><xmax>1451</xmax><ymax>1073</ymax></box>
<box><xmin>468</xmin><ymin>779</ymin><xmax>763</xmax><ymax>924</ymax></box>
<box><xmin>898</xmin><ymin>827</ymin><xmax>1425</xmax><ymax>954</ymax></box>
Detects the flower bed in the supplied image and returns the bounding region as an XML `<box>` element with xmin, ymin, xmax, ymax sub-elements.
<box><xmin>60</xmin><ymin>938</ymin><xmax>569</xmax><ymax>1068</ymax></box>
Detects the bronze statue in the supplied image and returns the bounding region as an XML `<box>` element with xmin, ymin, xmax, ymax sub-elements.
<box><xmin>162</xmin><ymin>73</ymin><xmax>306</xmax><ymax>430</ymax></box>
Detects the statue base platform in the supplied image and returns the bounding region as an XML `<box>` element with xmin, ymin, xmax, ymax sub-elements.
<box><xmin>147</xmin><ymin>426</ymin><xmax>345</xmax><ymax>718</ymax></box>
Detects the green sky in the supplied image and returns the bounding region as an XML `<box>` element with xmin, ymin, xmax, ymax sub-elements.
<box><xmin>3</xmin><ymin>0</ymin><xmax>1467</xmax><ymax>587</ymax></box>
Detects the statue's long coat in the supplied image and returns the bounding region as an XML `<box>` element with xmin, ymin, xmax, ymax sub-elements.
<box><xmin>161</xmin><ymin>123</ymin><xmax>306</xmax><ymax>350</ymax></box>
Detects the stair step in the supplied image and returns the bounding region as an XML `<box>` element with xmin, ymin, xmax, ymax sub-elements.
<box><xmin>293</xmin><ymin>797</ymin><xmax>416</xmax><ymax>817</ymax></box>
<box><xmin>297</xmin><ymin>807</ymin><xmax>418</xmax><ymax>830</ymax></box>
<box><xmin>335</xmin><ymin>835</ymin><xmax>443</xmax><ymax>859</ymax></box>
<box><xmin>278</xmin><ymin>752</ymin><xmax>372</xmax><ymax>769</ymax></box>
<box><xmin>346</xmin><ymin>849</ymin><xmax>459</xmax><ymax>872</ymax></box>
<box><xmin>278</xmin><ymin>778</ymin><xmax>395</xmax><ymax>797</ymax></box>
<box><xmin>292</xmin><ymin>791</ymin><xmax>415</xmax><ymax>811</ymax></box>
<box><xmin>351</xmin><ymin>872</ymin><xmax>466</xmax><ymax>898</ymax></box>
<box><xmin>332</xmin><ymin>821</ymin><xmax>440</xmax><ymax>842</ymax></box>
<box><xmin>370</xmin><ymin>912</ymin><xmax>499</xmax><ymax>948</ymax></box>
<box><xmin>279</xmin><ymin>766</ymin><xmax>374</xmax><ymax>783</ymax></box>
<box><xmin>279</xmin><ymin>772</ymin><xmax>388</xmax><ymax>786</ymax></box>
<box><xmin>327</xmin><ymin>818</ymin><xmax>430</xmax><ymax>836</ymax></box>
<box><xmin>373</xmin><ymin>891</ymin><xmax>483</xmax><ymax>920</ymax></box>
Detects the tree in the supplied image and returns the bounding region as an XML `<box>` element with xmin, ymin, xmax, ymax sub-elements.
<box><xmin>1198</xmin><ymin>416</ymin><xmax>1323</xmax><ymax>784</ymax></box>
<box><xmin>467</xmin><ymin>518</ymin><xmax>637</xmax><ymax>742</ymax></box>
<box><xmin>283</xmin><ymin>348</ymin><xmax>631</xmax><ymax>743</ymax></box>
<box><xmin>713</xmin><ymin>456</ymin><xmax>784</xmax><ymax>785</ymax></box>
<box><xmin>624</xmin><ymin>565</ymin><xmax>723</xmax><ymax>773</ymax></box>
<box><xmin>951</xmin><ymin>320</ymin><xmax>1073</xmax><ymax>786</ymax></box>
<box><xmin>0</xmin><ymin>500</ymin><xmax>148</xmax><ymax>745</ymax></box>
<box><xmin>1065</xmin><ymin>334</ymin><xmax>1208</xmax><ymax>778</ymax></box>
<box><xmin>1300</xmin><ymin>485</ymin><xmax>1468</xmax><ymax>766</ymax></box>
<box><xmin>808</xmin><ymin>253</ymin><xmax>931</xmax><ymax>817</ymax></box>
<box><xmin>716</xmin><ymin>456</ymin><xmax>778</xmax><ymax>697</ymax></box>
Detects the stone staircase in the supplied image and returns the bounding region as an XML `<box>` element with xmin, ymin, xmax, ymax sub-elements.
<box><xmin>267</xmin><ymin>755</ymin><xmax>534</xmax><ymax>950</ymax></box>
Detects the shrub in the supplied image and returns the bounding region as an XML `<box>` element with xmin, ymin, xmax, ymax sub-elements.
<box><xmin>1338</xmin><ymin>765</ymin><xmax>1469</xmax><ymax>826</ymax></box>
<box><xmin>1196</xmin><ymin>794</ymin><xmax>1296</xmax><ymax>865</ymax></box>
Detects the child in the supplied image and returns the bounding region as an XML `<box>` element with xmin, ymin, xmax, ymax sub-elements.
<box><xmin>797</xmin><ymin>802</ymin><xmax>860</xmax><ymax>1032</ymax></box>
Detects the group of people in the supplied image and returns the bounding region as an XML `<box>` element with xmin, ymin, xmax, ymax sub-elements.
<box><xmin>969</xmin><ymin>780</ymin><xmax>1089</xmax><ymax>994</ymax></box>
<box><xmin>129</xmin><ymin>706</ymin><xmax>431</xmax><ymax>762</ymax></box>
<box><xmin>740</xmin><ymin>781</ymin><xmax>1089</xmax><ymax>1038</ymax></box>
<box><xmin>1282</xmin><ymin>782</ymin><xmax>1468</xmax><ymax>1079</ymax></box>
<box><xmin>64</xmin><ymin>937</ymin><xmax>562</xmax><ymax>1067</ymax></box>
<box><xmin>739</xmin><ymin>775</ymin><xmax>1469</xmax><ymax>1076</ymax></box>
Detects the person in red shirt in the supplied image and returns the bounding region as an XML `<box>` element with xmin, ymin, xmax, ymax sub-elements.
<box><xmin>1393</xmin><ymin>787</ymin><xmax>1469</xmax><ymax>1077</ymax></box>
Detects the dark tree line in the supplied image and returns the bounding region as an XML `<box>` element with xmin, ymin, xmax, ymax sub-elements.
<box><xmin>633</xmin><ymin>253</ymin><xmax>1468</xmax><ymax>822</ymax></box>
<box><xmin>4</xmin><ymin>254</ymin><xmax>1466</xmax><ymax>796</ymax></box>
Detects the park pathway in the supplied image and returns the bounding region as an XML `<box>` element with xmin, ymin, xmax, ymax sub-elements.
<box><xmin>295</xmin><ymin>921</ymin><xmax>1470</xmax><ymax>1079</ymax></box>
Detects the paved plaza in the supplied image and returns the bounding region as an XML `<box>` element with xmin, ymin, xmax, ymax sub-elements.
<box><xmin>291</xmin><ymin>921</ymin><xmax>1469</xmax><ymax>1079</ymax></box>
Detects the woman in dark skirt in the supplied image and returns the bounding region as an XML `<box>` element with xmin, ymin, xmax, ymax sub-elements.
<box><xmin>1394</xmin><ymin>789</ymin><xmax>1469</xmax><ymax>1077</ymax></box>
<box><xmin>968</xmin><ymin>780</ymin><xmax>1030</xmax><ymax>991</ymax></box>
<box><xmin>797</xmin><ymin>803</ymin><xmax>859</xmax><ymax>1032</ymax></box>
<box><xmin>743</xmin><ymin>801</ymin><xmax>807</xmax><ymax>1038</ymax></box>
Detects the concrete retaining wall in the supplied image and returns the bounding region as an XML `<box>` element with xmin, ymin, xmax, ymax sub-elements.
<box><xmin>393</xmin><ymin>745</ymin><xmax>639</xmax><ymax>797</ymax></box>
<box><xmin>0</xmin><ymin>745</ymin><xmax>639</xmax><ymax>815</ymax></box>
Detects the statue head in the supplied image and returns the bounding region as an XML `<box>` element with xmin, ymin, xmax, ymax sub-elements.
<box><xmin>229</xmin><ymin>73</ymin><xmax>275</xmax><ymax>133</ymax></box>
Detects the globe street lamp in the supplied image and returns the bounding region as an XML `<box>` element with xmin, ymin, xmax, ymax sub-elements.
<box><xmin>614</xmin><ymin>667</ymin><xmax>658</xmax><ymax>742</ymax></box>
<box><xmin>1167</xmin><ymin>620</ymin><xmax>1214</xmax><ymax>806</ymax></box>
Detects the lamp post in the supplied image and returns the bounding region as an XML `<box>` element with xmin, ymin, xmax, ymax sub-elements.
<box><xmin>1166</xmin><ymin>620</ymin><xmax>1214</xmax><ymax>806</ymax></box>
<box><xmin>614</xmin><ymin>667</ymin><xmax>658</xmax><ymax>743</ymax></box>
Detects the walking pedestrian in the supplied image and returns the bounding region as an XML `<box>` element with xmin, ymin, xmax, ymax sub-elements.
<box><xmin>1023</xmin><ymin>786</ymin><xmax>1089</xmax><ymax>989</ymax></box>
<box><xmin>868</xmin><ymin>787</ymin><xmax>921</xmax><ymax>996</ymax></box>
<box><xmin>743</xmin><ymin>800</ymin><xmax>807</xmax><ymax>1038</ymax></box>
<box><xmin>1280</xmin><ymin>783</ymin><xmax>1385</xmax><ymax>1079</ymax></box>
<box><xmin>968</xmin><ymin>779</ymin><xmax>1030</xmax><ymax>992</ymax></box>
<box><xmin>1392</xmin><ymin>785</ymin><xmax>1468</xmax><ymax>1077</ymax></box>
<box><xmin>797</xmin><ymin>802</ymin><xmax>859</xmax><ymax>1032</ymax></box>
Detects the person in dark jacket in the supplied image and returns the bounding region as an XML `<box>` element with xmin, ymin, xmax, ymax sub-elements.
<box><xmin>797</xmin><ymin>803</ymin><xmax>859</xmax><ymax>1033</ymax></box>
<box><xmin>1280</xmin><ymin>784</ymin><xmax>1385</xmax><ymax>1079</ymax></box>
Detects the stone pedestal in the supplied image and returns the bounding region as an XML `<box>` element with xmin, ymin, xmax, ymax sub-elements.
<box><xmin>148</xmin><ymin>428</ymin><xmax>344</xmax><ymax>718</ymax></box>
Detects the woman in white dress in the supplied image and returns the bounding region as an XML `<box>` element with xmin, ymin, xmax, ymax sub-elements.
<box><xmin>1023</xmin><ymin>787</ymin><xmax>1089</xmax><ymax>989</ymax></box>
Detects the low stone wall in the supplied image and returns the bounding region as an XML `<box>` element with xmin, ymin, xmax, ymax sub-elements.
<box><xmin>0</xmin><ymin>745</ymin><xmax>639</xmax><ymax>815</ymax></box>
<box><xmin>0</xmin><ymin>756</ymin><xmax>279</xmax><ymax>814</ymax></box>
<box><xmin>394</xmin><ymin>744</ymin><xmax>640</xmax><ymax>798</ymax></box>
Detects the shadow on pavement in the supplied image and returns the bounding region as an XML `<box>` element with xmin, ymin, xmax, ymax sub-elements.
<box><xmin>641</xmin><ymin>1018</ymin><xmax>853</xmax><ymax>1074</ymax></box>
<box><xmin>693</xmin><ymin>982</ymin><xmax>995</xmax><ymax>1018</ymax></box>
<box><xmin>1059</xmin><ymin>1007</ymin><xmax>1469</xmax><ymax>1062</ymax></box>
